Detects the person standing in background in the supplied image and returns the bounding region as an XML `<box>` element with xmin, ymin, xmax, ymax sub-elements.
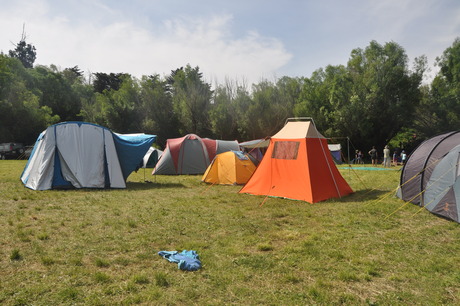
<box><xmin>357</xmin><ymin>150</ymin><xmax>364</xmax><ymax>164</ymax></box>
<box><xmin>383</xmin><ymin>145</ymin><xmax>391</xmax><ymax>167</ymax></box>
<box><xmin>368</xmin><ymin>146</ymin><xmax>378</xmax><ymax>166</ymax></box>
<box><xmin>354</xmin><ymin>150</ymin><xmax>364</xmax><ymax>164</ymax></box>
<box><xmin>401</xmin><ymin>150</ymin><xmax>407</xmax><ymax>164</ymax></box>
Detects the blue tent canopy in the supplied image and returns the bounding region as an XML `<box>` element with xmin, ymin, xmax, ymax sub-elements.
<box><xmin>113</xmin><ymin>133</ymin><xmax>157</xmax><ymax>180</ymax></box>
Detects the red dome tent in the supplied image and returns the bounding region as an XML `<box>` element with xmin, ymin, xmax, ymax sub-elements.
<box><xmin>152</xmin><ymin>134</ymin><xmax>239</xmax><ymax>175</ymax></box>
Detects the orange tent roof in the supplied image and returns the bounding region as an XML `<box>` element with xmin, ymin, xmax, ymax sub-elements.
<box><xmin>239</xmin><ymin>119</ymin><xmax>352</xmax><ymax>203</ymax></box>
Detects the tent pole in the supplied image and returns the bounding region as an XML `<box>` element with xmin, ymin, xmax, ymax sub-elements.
<box><xmin>347</xmin><ymin>137</ymin><xmax>350</xmax><ymax>164</ymax></box>
<box><xmin>312</xmin><ymin>118</ymin><xmax>342</xmax><ymax>198</ymax></box>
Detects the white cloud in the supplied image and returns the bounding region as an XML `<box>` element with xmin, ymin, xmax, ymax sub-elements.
<box><xmin>0</xmin><ymin>1</ymin><xmax>292</xmax><ymax>86</ymax></box>
<box><xmin>1</xmin><ymin>0</ymin><xmax>458</xmax><ymax>86</ymax></box>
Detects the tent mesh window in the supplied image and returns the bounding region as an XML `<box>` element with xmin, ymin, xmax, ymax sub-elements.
<box><xmin>272</xmin><ymin>141</ymin><xmax>300</xmax><ymax>160</ymax></box>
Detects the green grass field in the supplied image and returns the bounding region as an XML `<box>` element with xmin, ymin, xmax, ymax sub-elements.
<box><xmin>1</xmin><ymin>161</ymin><xmax>459</xmax><ymax>305</ymax></box>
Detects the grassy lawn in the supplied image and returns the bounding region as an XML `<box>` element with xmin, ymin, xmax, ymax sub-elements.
<box><xmin>1</xmin><ymin>161</ymin><xmax>459</xmax><ymax>305</ymax></box>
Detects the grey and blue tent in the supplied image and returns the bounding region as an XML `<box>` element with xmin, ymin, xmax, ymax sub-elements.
<box><xmin>397</xmin><ymin>131</ymin><xmax>460</xmax><ymax>223</ymax></box>
<box><xmin>423</xmin><ymin>144</ymin><xmax>460</xmax><ymax>222</ymax></box>
<box><xmin>21</xmin><ymin>122</ymin><xmax>156</xmax><ymax>190</ymax></box>
<box><xmin>142</xmin><ymin>147</ymin><xmax>163</xmax><ymax>168</ymax></box>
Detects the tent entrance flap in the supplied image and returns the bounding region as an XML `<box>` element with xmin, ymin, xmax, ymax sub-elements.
<box><xmin>51</xmin><ymin>149</ymin><xmax>72</xmax><ymax>188</ymax></box>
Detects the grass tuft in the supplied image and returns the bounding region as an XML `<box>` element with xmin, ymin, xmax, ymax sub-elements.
<box><xmin>283</xmin><ymin>273</ymin><xmax>302</xmax><ymax>284</ymax></box>
<box><xmin>113</xmin><ymin>257</ymin><xmax>130</xmax><ymax>266</ymax></box>
<box><xmin>37</xmin><ymin>232</ymin><xmax>49</xmax><ymax>240</ymax></box>
<box><xmin>94</xmin><ymin>272</ymin><xmax>111</xmax><ymax>283</ymax></box>
<box><xmin>127</xmin><ymin>219</ymin><xmax>137</xmax><ymax>228</ymax></box>
<box><xmin>257</xmin><ymin>243</ymin><xmax>274</xmax><ymax>251</ymax></box>
<box><xmin>154</xmin><ymin>272</ymin><xmax>169</xmax><ymax>287</ymax></box>
<box><xmin>41</xmin><ymin>256</ymin><xmax>56</xmax><ymax>266</ymax></box>
<box><xmin>132</xmin><ymin>274</ymin><xmax>149</xmax><ymax>285</ymax></box>
<box><xmin>10</xmin><ymin>249</ymin><xmax>22</xmax><ymax>261</ymax></box>
<box><xmin>307</xmin><ymin>285</ymin><xmax>327</xmax><ymax>303</ymax></box>
<box><xmin>94</xmin><ymin>258</ymin><xmax>110</xmax><ymax>268</ymax></box>
<box><xmin>58</xmin><ymin>287</ymin><xmax>80</xmax><ymax>301</ymax></box>
<box><xmin>69</xmin><ymin>257</ymin><xmax>83</xmax><ymax>266</ymax></box>
<box><xmin>338</xmin><ymin>270</ymin><xmax>360</xmax><ymax>282</ymax></box>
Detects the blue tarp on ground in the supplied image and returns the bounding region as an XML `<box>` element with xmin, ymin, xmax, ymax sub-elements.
<box><xmin>338</xmin><ymin>166</ymin><xmax>399</xmax><ymax>171</ymax></box>
<box><xmin>158</xmin><ymin>250</ymin><xmax>202</xmax><ymax>271</ymax></box>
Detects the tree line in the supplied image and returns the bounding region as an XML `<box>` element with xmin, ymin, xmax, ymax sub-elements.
<box><xmin>1</xmin><ymin>36</ymin><xmax>460</xmax><ymax>155</ymax></box>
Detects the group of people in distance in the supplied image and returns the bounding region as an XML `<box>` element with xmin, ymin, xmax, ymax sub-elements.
<box><xmin>353</xmin><ymin>146</ymin><xmax>407</xmax><ymax>167</ymax></box>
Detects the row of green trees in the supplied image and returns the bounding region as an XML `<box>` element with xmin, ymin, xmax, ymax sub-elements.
<box><xmin>1</xmin><ymin>37</ymin><xmax>460</xmax><ymax>153</ymax></box>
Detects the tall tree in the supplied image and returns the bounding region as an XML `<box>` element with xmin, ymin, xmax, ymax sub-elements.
<box><xmin>8</xmin><ymin>27</ymin><xmax>36</xmax><ymax>69</ymax></box>
<box><xmin>294</xmin><ymin>66</ymin><xmax>347</xmax><ymax>134</ymax></box>
<box><xmin>420</xmin><ymin>37</ymin><xmax>460</xmax><ymax>134</ymax></box>
<box><xmin>139</xmin><ymin>74</ymin><xmax>179</xmax><ymax>146</ymax></box>
<box><xmin>345</xmin><ymin>41</ymin><xmax>425</xmax><ymax>150</ymax></box>
<box><xmin>95</xmin><ymin>75</ymin><xmax>141</xmax><ymax>132</ymax></box>
<box><xmin>0</xmin><ymin>55</ymin><xmax>58</xmax><ymax>144</ymax></box>
<box><xmin>168</xmin><ymin>65</ymin><xmax>213</xmax><ymax>135</ymax></box>
<box><xmin>30</xmin><ymin>65</ymin><xmax>82</xmax><ymax>121</ymax></box>
<box><xmin>275</xmin><ymin>76</ymin><xmax>302</xmax><ymax>122</ymax></box>
<box><xmin>249</xmin><ymin>79</ymin><xmax>295</xmax><ymax>138</ymax></box>
<box><xmin>62</xmin><ymin>66</ymin><xmax>84</xmax><ymax>85</ymax></box>
<box><xmin>209</xmin><ymin>79</ymin><xmax>243</xmax><ymax>140</ymax></box>
<box><xmin>92</xmin><ymin>72</ymin><xmax>127</xmax><ymax>93</ymax></box>
<box><xmin>294</xmin><ymin>41</ymin><xmax>425</xmax><ymax>151</ymax></box>
<box><xmin>232</xmin><ymin>83</ymin><xmax>253</xmax><ymax>140</ymax></box>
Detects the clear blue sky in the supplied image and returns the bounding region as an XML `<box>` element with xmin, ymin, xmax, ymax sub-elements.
<box><xmin>1</xmin><ymin>0</ymin><xmax>458</xmax><ymax>85</ymax></box>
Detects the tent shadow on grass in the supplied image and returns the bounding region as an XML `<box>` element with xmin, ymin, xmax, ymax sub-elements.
<box><xmin>126</xmin><ymin>182</ymin><xmax>186</xmax><ymax>190</ymax></box>
<box><xmin>342</xmin><ymin>189</ymin><xmax>390</xmax><ymax>203</ymax></box>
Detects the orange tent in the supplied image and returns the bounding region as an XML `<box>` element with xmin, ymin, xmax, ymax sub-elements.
<box><xmin>239</xmin><ymin>119</ymin><xmax>353</xmax><ymax>203</ymax></box>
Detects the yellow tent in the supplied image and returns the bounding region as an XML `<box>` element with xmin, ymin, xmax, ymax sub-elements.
<box><xmin>202</xmin><ymin>151</ymin><xmax>257</xmax><ymax>185</ymax></box>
